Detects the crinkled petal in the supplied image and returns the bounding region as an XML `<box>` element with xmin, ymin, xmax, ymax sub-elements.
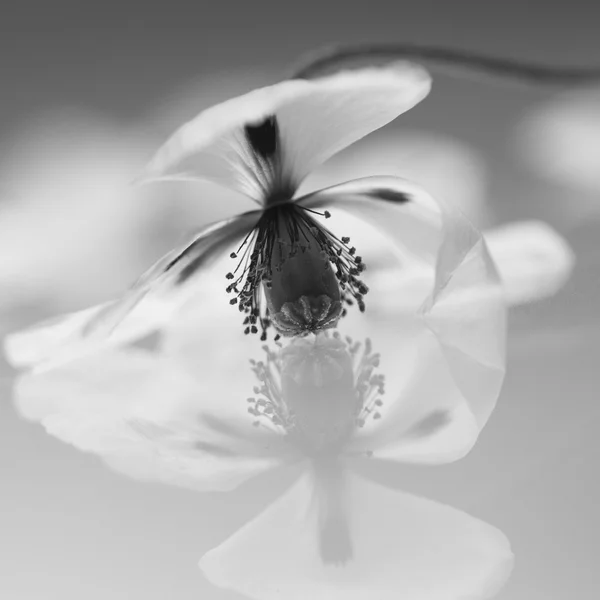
<box><xmin>200</xmin><ymin>468</ymin><xmax>513</xmax><ymax>600</ymax></box>
<box><xmin>299</xmin><ymin>177</ymin><xmax>506</xmax><ymax>461</ymax></box>
<box><xmin>483</xmin><ymin>220</ymin><xmax>575</xmax><ymax>305</ymax></box>
<box><xmin>141</xmin><ymin>64</ymin><xmax>430</xmax><ymax>202</ymax></box>
<box><xmin>14</xmin><ymin>349</ymin><xmax>294</xmax><ymax>491</ymax></box>
<box><xmin>4</xmin><ymin>211</ymin><xmax>259</xmax><ymax>371</ymax></box>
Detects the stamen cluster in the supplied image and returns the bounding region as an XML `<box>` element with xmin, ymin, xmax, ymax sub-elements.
<box><xmin>246</xmin><ymin>342</ymin><xmax>295</xmax><ymax>430</ymax></box>
<box><xmin>245</xmin><ymin>333</ymin><xmax>386</xmax><ymax>453</ymax></box>
<box><xmin>225</xmin><ymin>203</ymin><xmax>369</xmax><ymax>339</ymax></box>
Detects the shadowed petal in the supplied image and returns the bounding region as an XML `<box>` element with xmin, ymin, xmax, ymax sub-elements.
<box><xmin>4</xmin><ymin>211</ymin><xmax>260</xmax><ymax>371</ymax></box>
<box><xmin>141</xmin><ymin>64</ymin><xmax>430</xmax><ymax>202</ymax></box>
<box><xmin>14</xmin><ymin>349</ymin><xmax>294</xmax><ymax>491</ymax></box>
<box><xmin>200</xmin><ymin>467</ymin><xmax>513</xmax><ymax>600</ymax></box>
<box><xmin>484</xmin><ymin>220</ymin><xmax>575</xmax><ymax>305</ymax></box>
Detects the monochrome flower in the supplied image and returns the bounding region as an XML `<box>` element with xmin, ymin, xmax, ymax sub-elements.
<box><xmin>11</xmin><ymin>192</ymin><xmax>510</xmax><ymax>596</ymax></box>
<box><xmin>9</xmin><ymin>167</ymin><xmax>578</xmax><ymax>596</ymax></box>
<box><xmin>2</xmin><ymin>64</ymin><xmax>433</xmax><ymax>368</ymax></box>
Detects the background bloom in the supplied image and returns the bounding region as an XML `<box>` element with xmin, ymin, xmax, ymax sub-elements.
<box><xmin>0</xmin><ymin>112</ymin><xmax>156</xmax><ymax>316</ymax></box>
<box><xmin>11</xmin><ymin>177</ymin><xmax>516</xmax><ymax>597</ymax></box>
<box><xmin>515</xmin><ymin>87</ymin><xmax>600</xmax><ymax>223</ymax></box>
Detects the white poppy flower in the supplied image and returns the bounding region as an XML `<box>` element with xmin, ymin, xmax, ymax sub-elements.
<box><xmin>3</xmin><ymin>64</ymin><xmax>433</xmax><ymax>367</ymax></box>
<box><xmin>13</xmin><ymin>337</ymin><xmax>514</xmax><ymax>598</ymax></box>
<box><xmin>3</xmin><ymin>66</ymin><xmax>574</xmax><ymax>373</ymax></box>
<box><xmin>12</xmin><ymin>188</ymin><xmax>514</xmax><ymax>596</ymax></box>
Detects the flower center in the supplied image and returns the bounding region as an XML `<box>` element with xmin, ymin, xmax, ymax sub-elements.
<box><xmin>245</xmin><ymin>332</ymin><xmax>385</xmax><ymax>456</ymax></box>
<box><xmin>226</xmin><ymin>203</ymin><xmax>368</xmax><ymax>340</ymax></box>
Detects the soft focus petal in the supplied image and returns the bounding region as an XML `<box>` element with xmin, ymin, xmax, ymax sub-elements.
<box><xmin>350</xmin><ymin>330</ymin><xmax>484</xmax><ymax>464</ymax></box>
<box><xmin>484</xmin><ymin>220</ymin><xmax>575</xmax><ymax>305</ymax></box>
<box><xmin>14</xmin><ymin>349</ymin><xmax>293</xmax><ymax>491</ymax></box>
<box><xmin>516</xmin><ymin>87</ymin><xmax>600</xmax><ymax>194</ymax></box>
<box><xmin>5</xmin><ymin>299</ymin><xmax>169</xmax><ymax>371</ymax></box>
<box><xmin>4</xmin><ymin>212</ymin><xmax>259</xmax><ymax>370</ymax></box>
<box><xmin>303</xmin><ymin>130</ymin><xmax>490</xmax><ymax>226</ymax></box>
<box><xmin>200</xmin><ymin>468</ymin><xmax>513</xmax><ymax>600</ymax></box>
<box><xmin>141</xmin><ymin>64</ymin><xmax>430</xmax><ymax>202</ymax></box>
<box><xmin>299</xmin><ymin>176</ymin><xmax>506</xmax><ymax>461</ymax></box>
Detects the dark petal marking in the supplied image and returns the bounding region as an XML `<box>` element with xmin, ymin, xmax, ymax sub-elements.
<box><xmin>407</xmin><ymin>409</ymin><xmax>451</xmax><ymax>438</ymax></box>
<box><xmin>367</xmin><ymin>188</ymin><xmax>412</xmax><ymax>203</ymax></box>
<box><xmin>245</xmin><ymin>116</ymin><xmax>279</xmax><ymax>159</ymax></box>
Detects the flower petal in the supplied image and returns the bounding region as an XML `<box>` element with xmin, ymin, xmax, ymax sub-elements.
<box><xmin>141</xmin><ymin>64</ymin><xmax>430</xmax><ymax>202</ymax></box>
<box><xmin>300</xmin><ymin>176</ymin><xmax>506</xmax><ymax>460</ymax></box>
<box><xmin>200</xmin><ymin>467</ymin><xmax>513</xmax><ymax>600</ymax></box>
<box><xmin>14</xmin><ymin>348</ymin><xmax>294</xmax><ymax>491</ymax></box>
<box><xmin>349</xmin><ymin>330</ymin><xmax>487</xmax><ymax>464</ymax></box>
<box><xmin>483</xmin><ymin>220</ymin><xmax>575</xmax><ymax>305</ymax></box>
<box><xmin>303</xmin><ymin>130</ymin><xmax>490</xmax><ymax>226</ymax></box>
<box><xmin>4</xmin><ymin>212</ymin><xmax>259</xmax><ymax>370</ymax></box>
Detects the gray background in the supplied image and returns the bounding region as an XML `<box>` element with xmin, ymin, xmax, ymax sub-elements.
<box><xmin>0</xmin><ymin>1</ymin><xmax>599</xmax><ymax>598</ymax></box>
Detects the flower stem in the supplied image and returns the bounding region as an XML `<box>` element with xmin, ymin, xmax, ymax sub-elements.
<box><xmin>290</xmin><ymin>42</ymin><xmax>600</xmax><ymax>87</ymax></box>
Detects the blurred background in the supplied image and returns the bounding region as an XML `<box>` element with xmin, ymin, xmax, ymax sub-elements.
<box><xmin>1</xmin><ymin>1</ymin><xmax>599</xmax><ymax>598</ymax></box>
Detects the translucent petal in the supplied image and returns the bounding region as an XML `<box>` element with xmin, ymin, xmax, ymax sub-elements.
<box><xmin>14</xmin><ymin>349</ymin><xmax>294</xmax><ymax>491</ymax></box>
<box><xmin>4</xmin><ymin>211</ymin><xmax>259</xmax><ymax>371</ymax></box>
<box><xmin>200</xmin><ymin>467</ymin><xmax>513</xmax><ymax>600</ymax></box>
<box><xmin>484</xmin><ymin>220</ymin><xmax>575</xmax><ymax>305</ymax></box>
<box><xmin>303</xmin><ymin>130</ymin><xmax>490</xmax><ymax>226</ymax></box>
<box><xmin>299</xmin><ymin>176</ymin><xmax>506</xmax><ymax>461</ymax></box>
<box><xmin>141</xmin><ymin>64</ymin><xmax>430</xmax><ymax>202</ymax></box>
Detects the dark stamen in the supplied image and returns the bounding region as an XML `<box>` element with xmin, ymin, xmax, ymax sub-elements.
<box><xmin>224</xmin><ymin>203</ymin><xmax>369</xmax><ymax>339</ymax></box>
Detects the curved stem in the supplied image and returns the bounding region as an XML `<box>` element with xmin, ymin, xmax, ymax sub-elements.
<box><xmin>290</xmin><ymin>42</ymin><xmax>600</xmax><ymax>86</ymax></box>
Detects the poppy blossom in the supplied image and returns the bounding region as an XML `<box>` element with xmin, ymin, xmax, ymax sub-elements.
<box><xmin>3</xmin><ymin>64</ymin><xmax>432</xmax><ymax>366</ymax></box>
